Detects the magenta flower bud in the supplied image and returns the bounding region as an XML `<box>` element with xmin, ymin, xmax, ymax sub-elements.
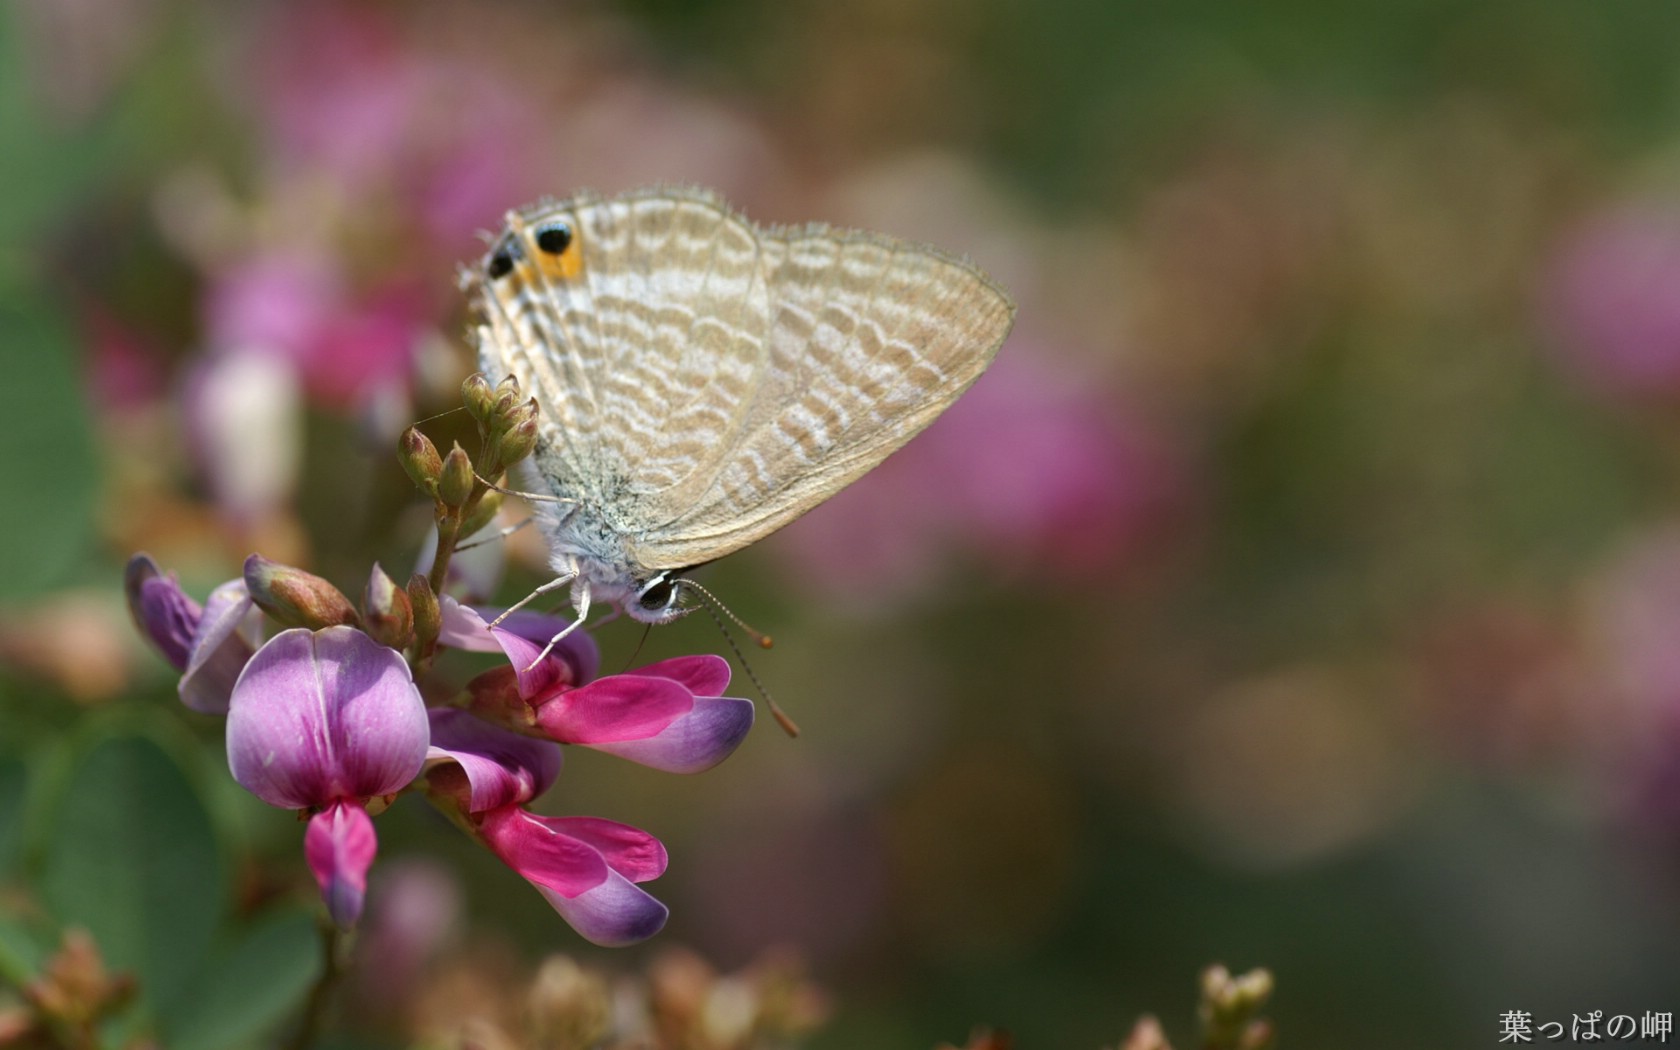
<box><xmin>398</xmin><ymin>427</ymin><xmax>443</xmax><ymax>497</ymax></box>
<box><xmin>227</xmin><ymin>627</ymin><xmax>429</xmax><ymax>929</ymax></box>
<box><xmin>437</xmin><ymin>444</ymin><xmax>474</xmax><ymax>509</ymax></box>
<box><xmin>363</xmin><ymin>563</ymin><xmax>414</xmax><ymax>650</ymax></box>
<box><xmin>124</xmin><ymin>554</ymin><xmax>202</xmax><ymax>671</ymax></box>
<box><xmin>244</xmin><ymin>554</ymin><xmax>360</xmax><ymax>631</ymax></box>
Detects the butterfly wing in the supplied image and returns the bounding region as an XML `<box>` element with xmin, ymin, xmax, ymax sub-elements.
<box><xmin>472</xmin><ymin>187</ymin><xmax>1014</xmax><ymax>571</ymax></box>
<box><xmin>630</xmin><ymin>221</ymin><xmax>1015</xmax><ymax>570</ymax></box>
<box><xmin>472</xmin><ymin>187</ymin><xmax>774</xmax><ymax>521</ymax></box>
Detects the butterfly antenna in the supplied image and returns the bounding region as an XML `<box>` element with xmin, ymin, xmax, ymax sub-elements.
<box><xmin>455</xmin><ymin>516</ymin><xmax>534</xmax><ymax>553</ymax></box>
<box><xmin>678</xmin><ymin>579</ymin><xmax>774</xmax><ymax>650</ymax></box>
<box><xmin>472</xmin><ymin>471</ymin><xmax>578</xmax><ymax>507</ymax></box>
<box><xmin>410</xmin><ymin>406</ymin><xmax>470</xmax><ymax>428</ymax></box>
<box><xmin>684</xmin><ymin>584</ymin><xmax>799</xmax><ymax>738</ymax></box>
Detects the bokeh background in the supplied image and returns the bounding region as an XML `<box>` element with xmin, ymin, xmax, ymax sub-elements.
<box><xmin>7</xmin><ymin>0</ymin><xmax>1680</xmax><ymax>1046</ymax></box>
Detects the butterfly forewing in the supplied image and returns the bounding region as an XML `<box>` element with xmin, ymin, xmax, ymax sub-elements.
<box><xmin>473</xmin><ymin>186</ymin><xmax>1014</xmax><ymax>574</ymax></box>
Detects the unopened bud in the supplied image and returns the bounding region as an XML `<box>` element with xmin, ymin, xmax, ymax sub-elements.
<box><xmin>528</xmin><ymin>957</ymin><xmax>611</xmax><ymax>1049</ymax></box>
<box><xmin>1120</xmin><ymin>1017</ymin><xmax>1172</xmax><ymax>1050</ymax></box>
<box><xmin>438</xmin><ymin>444</ymin><xmax>475</xmax><ymax>508</ymax></box>
<box><xmin>462</xmin><ymin>373</ymin><xmax>496</xmax><ymax>423</ymax></box>
<box><xmin>407</xmin><ymin>573</ymin><xmax>440</xmax><ymax>652</ymax></box>
<box><xmin>492</xmin><ymin>375</ymin><xmax>520</xmax><ymax>418</ymax></box>
<box><xmin>244</xmin><ymin>554</ymin><xmax>359</xmax><ymax>630</ymax></box>
<box><xmin>398</xmin><ymin>428</ymin><xmax>443</xmax><ymax>496</ymax></box>
<box><xmin>363</xmin><ymin>563</ymin><xmax>414</xmax><ymax>650</ymax></box>
<box><xmin>459</xmin><ymin>488</ymin><xmax>504</xmax><ymax>539</ymax></box>
<box><xmin>497</xmin><ymin>418</ymin><xmax>539</xmax><ymax>468</ymax></box>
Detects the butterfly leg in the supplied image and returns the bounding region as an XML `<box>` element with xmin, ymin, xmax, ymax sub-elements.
<box><xmin>524</xmin><ymin>579</ymin><xmax>590</xmax><ymax>672</ymax></box>
<box><xmin>487</xmin><ymin>569</ymin><xmax>577</xmax><ymax>629</ymax></box>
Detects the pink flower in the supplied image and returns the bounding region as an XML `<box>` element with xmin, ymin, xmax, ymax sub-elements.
<box><xmin>227</xmin><ymin>627</ymin><xmax>429</xmax><ymax>928</ymax></box>
<box><xmin>1541</xmin><ymin>202</ymin><xmax>1680</xmax><ymax>398</ymax></box>
<box><xmin>424</xmin><ymin>709</ymin><xmax>669</xmax><ymax>946</ymax></box>
<box><xmin>440</xmin><ymin>599</ymin><xmax>754</xmax><ymax>774</ymax></box>
<box><xmin>773</xmin><ymin>349</ymin><xmax>1184</xmax><ymax>603</ymax></box>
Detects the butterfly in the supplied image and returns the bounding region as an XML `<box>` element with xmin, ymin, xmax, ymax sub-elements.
<box><xmin>466</xmin><ymin>185</ymin><xmax>1014</xmax><ymax>640</ymax></box>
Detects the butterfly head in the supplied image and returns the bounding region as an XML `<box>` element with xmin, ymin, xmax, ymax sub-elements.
<box><xmin>627</xmin><ymin>570</ymin><xmax>690</xmax><ymax>625</ymax></box>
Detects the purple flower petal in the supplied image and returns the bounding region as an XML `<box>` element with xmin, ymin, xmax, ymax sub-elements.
<box><xmin>227</xmin><ymin>627</ymin><xmax>427</xmax><ymax>809</ymax></box>
<box><xmin>425</xmin><ymin>708</ymin><xmax>561</xmax><ymax>812</ymax></box>
<box><xmin>532</xmin><ymin>674</ymin><xmax>693</xmax><ymax>744</ymax></box>
<box><xmin>583</xmin><ymin>697</ymin><xmax>755</xmax><ymax>774</ymax></box>
<box><xmin>479</xmin><ymin>806</ymin><xmax>608</xmax><ymax>898</ymax></box>
<box><xmin>305</xmin><ymin>800</ymin><xmax>378</xmax><ymax>929</ymax></box>
<box><xmin>179</xmin><ymin>579</ymin><xmax>264</xmax><ymax>714</ymax></box>
<box><xmin>124</xmin><ymin>554</ymin><xmax>202</xmax><ymax>671</ymax></box>
<box><xmin>533</xmin><ymin>870</ymin><xmax>669</xmax><ymax>947</ymax></box>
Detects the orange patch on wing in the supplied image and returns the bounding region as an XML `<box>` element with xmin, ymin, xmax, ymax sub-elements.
<box><xmin>532</xmin><ymin>242</ymin><xmax>584</xmax><ymax>281</ymax></box>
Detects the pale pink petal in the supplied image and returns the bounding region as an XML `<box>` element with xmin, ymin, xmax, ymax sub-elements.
<box><xmin>436</xmin><ymin>597</ymin><xmax>599</xmax><ymax>691</ymax></box>
<box><xmin>583</xmin><ymin>697</ymin><xmax>755</xmax><ymax>774</ymax></box>
<box><xmin>227</xmin><ymin>627</ymin><xmax>427</xmax><ymax>808</ymax></box>
<box><xmin>305</xmin><ymin>800</ymin><xmax>378</xmax><ymax>929</ymax></box>
<box><xmin>424</xmin><ymin>708</ymin><xmax>561</xmax><ymax>812</ymax></box>
<box><xmin>179</xmin><ymin>578</ymin><xmax>263</xmax><ymax>713</ymax></box>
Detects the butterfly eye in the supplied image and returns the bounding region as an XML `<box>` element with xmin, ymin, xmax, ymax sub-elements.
<box><xmin>637</xmin><ymin>576</ymin><xmax>678</xmax><ymax>612</ymax></box>
<box><xmin>535</xmin><ymin>223</ymin><xmax>573</xmax><ymax>255</ymax></box>
<box><xmin>486</xmin><ymin>239</ymin><xmax>521</xmax><ymax>279</ymax></box>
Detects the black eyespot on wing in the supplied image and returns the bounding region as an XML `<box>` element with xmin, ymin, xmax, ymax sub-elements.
<box><xmin>486</xmin><ymin>236</ymin><xmax>523</xmax><ymax>279</ymax></box>
<box><xmin>535</xmin><ymin>222</ymin><xmax>573</xmax><ymax>255</ymax></box>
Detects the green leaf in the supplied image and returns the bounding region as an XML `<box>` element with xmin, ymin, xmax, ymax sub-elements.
<box><xmin>0</xmin><ymin>297</ymin><xmax>100</xmax><ymax>604</ymax></box>
<box><xmin>0</xmin><ymin>913</ymin><xmax>44</xmax><ymax>983</ymax></box>
<box><xmin>165</xmin><ymin>908</ymin><xmax>323</xmax><ymax>1050</ymax></box>
<box><xmin>0</xmin><ymin>752</ymin><xmax>26</xmax><ymax>875</ymax></box>
<box><xmin>39</xmin><ymin>735</ymin><xmax>225</xmax><ymax>1018</ymax></box>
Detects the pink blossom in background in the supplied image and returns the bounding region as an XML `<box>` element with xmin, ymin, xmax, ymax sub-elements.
<box><xmin>1541</xmin><ymin>202</ymin><xmax>1680</xmax><ymax>398</ymax></box>
<box><xmin>772</xmin><ymin>345</ymin><xmax>1186</xmax><ymax>605</ymax></box>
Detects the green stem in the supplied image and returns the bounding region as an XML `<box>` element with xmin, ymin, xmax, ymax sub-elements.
<box><xmin>283</xmin><ymin>922</ymin><xmax>343</xmax><ymax>1050</ymax></box>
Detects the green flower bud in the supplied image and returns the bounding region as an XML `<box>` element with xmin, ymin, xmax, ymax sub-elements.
<box><xmin>398</xmin><ymin>427</ymin><xmax>443</xmax><ymax>496</ymax></box>
<box><xmin>462</xmin><ymin>372</ymin><xmax>496</xmax><ymax>423</ymax></box>
<box><xmin>438</xmin><ymin>444</ymin><xmax>475</xmax><ymax>509</ymax></box>
<box><xmin>407</xmin><ymin>572</ymin><xmax>441</xmax><ymax>652</ymax></box>
<box><xmin>362</xmin><ymin>563</ymin><xmax>414</xmax><ymax>650</ymax></box>
<box><xmin>243</xmin><ymin>554</ymin><xmax>360</xmax><ymax>630</ymax></box>
<box><xmin>496</xmin><ymin>417</ymin><xmax>539</xmax><ymax>468</ymax></box>
<box><xmin>459</xmin><ymin>487</ymin><xmax>504</xmax><ymax>539</ymax></box>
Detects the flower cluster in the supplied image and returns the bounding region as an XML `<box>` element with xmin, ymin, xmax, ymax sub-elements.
<box><xmin>124</xmin><ymin>376</ymin><xmax>753</xmax><ymax>945</ymax></box>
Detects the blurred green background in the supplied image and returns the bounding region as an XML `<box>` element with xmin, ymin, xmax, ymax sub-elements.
<box><xmin>8</xmin><ymin>0</ymin><xmax>1680</xmax><ymax>1046</ymax></box>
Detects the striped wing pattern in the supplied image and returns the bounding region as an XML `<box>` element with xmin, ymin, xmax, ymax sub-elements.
<box><xmin>472</xmin><ymin>186</ymin><xmax>1015</xmax><ymax>571</ymax></box>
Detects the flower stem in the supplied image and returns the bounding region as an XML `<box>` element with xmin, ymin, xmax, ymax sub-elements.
<box><xmin>284</xmin><ymin>921</ymin><xmax>344</xmax><ymax>1050</ymax></box>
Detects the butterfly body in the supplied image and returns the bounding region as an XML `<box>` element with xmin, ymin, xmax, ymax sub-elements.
<box><xmin>466</xmin><ymin>186</ymin><xmax>1015</xmax><ymax>624</ymax></box>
